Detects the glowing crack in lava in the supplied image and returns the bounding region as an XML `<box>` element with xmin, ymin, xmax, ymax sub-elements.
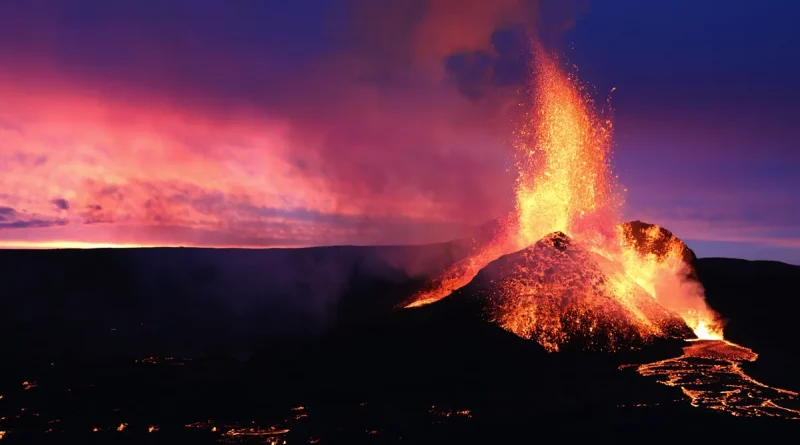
<box><xmin>403</xmin><ymin>42</ymin><xmax>722</xmax><ymax>348</ymax></box>
<box><xmin>623</xmin><ymin>340</ymin><xmax>800</xmax><ymax>419</ymax></box>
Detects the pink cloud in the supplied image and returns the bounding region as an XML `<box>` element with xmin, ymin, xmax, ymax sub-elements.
<box><xmin>0</xmin><ymin>1</ymin><xmax>589</xmax><ymax>248</ymax></box>
<box><xmin>2</xmin><ymin>0</ymin><xmax>794</xmax><ymax>260</ymax></box>
<box><xmin>0</xmin><ymin>69</ymin><xmax>515</xmax><ymax>247</ymax></box>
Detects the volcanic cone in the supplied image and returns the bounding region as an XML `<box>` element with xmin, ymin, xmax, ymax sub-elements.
<box><xmin>447</xmin><ymin>231</ymin><xmax>694</xmax><ymax>352</ymax></box>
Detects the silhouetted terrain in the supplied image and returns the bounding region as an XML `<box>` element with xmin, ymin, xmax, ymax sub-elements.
<box><xmin>0</xmin><ymin>243</ymin><xmax>468</xmax><ymax>362</ymax></box>
<box><xmin>0</xmin><ymin>245</ymin><xmax>799</xmax><ymax>442</ymax></box>
<box><xmin>696</xmin><ymin>258</ymin><xmax>800</xmax><ymax>389</ymax></box>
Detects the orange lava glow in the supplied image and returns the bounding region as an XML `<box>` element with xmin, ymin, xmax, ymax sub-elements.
<box><xmin>624</xmin><ymin>340</ymin><xmax>800</xmax><ymax>418</ymax></box>
<box><xmin>512</xmin><ymin>44</ymin><xmax>617</xmax><ymax>249</ymax></box>
<box><xmin>405</xmin><ymin>225</ymin><xmax>515</xmax><ymax>308</ymax></box>
<box><xmin>403</xmin><ymin>42</ymin><xmax>722</xmax><ymax>349</ymax></box>
<box><xmin>485</xmin><ymin>232</ymin><xmax>693</xmax><ymax>352</ymax></box>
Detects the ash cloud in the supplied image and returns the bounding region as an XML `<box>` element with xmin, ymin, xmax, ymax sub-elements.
<box><xmin>344</xmin><ymin>0</ymin><xmax>587</xmax><ymax>65</ymax></box>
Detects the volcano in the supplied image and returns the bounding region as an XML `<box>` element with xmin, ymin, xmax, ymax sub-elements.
<box><xmin>408</xmin><ymin>220</ymin><xmax>702</xmax><ymax>352</ymax></box>
<box><xmin>447</xmin><ymin>229</ymin><xmax>694</xmax><ymax>352</ymax></box>
<box><xmin>404</xmin><ymin>45</ymin><xmax>723</xmax><ymax>345</ymax></box>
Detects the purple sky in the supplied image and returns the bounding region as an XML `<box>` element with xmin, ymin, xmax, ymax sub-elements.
<box><xmin>0</xmin><ymin>0</ymin><xmax>797</xmax><ymax>264</ymax></box>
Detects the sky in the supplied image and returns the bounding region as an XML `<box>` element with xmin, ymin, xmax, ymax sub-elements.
<box><xmin>0</xmin><ymin>0</ymin><xmax>798</xmax><ymax>264</ymax></box>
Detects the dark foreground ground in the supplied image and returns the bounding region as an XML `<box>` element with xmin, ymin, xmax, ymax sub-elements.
<box><xmin>0</xmin><ymin>246</ymin><xmax>799</xmax><ymax>442</ymax></box>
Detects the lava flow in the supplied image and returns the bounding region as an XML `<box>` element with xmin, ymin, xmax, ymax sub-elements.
<box><xmin>623</xmin><ymin>340</ymin><xmax>800</xmax><ymax>419</ymax></box>
<box><xmin>403</xmin><ymin>41</ymin><xmax>722</xmax><ymax>349</ymax></box>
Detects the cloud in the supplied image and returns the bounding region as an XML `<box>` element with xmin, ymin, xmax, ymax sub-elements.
<box><xmin>51</xmin><ymin>198</ymin><xmax>69</xmax><ymax>210</ymax></box>
<box><xmin>345</xmin><ymin>0</ymin><xmax>588</xmax><ymax>66</ymax></box>
<box><xmin>0</xmin><ymin>206</ymin><xmax>68</xmax><ymax>229</ymax></box>
<box><xmin>0</xmin><ymin>219</ymin><xmax>68</xmax><ymax>229</ymax></box>
<box><xmin>0</xmin><ymin>1</ymin><xmax>592</xmax><ymax>247</ymax></box>
<box><xmin>0</xmin><ymin>206</ymin><xmax>15</xmax><ymax>220</ymax></box>
<box><xmin>443</xmin><ymin>26</ymin><xmax>532</xmax><ymax>101</ymax></box>
<box><xmin>346</xmin><ymin>0</ymin><xmax>532</xmax><ymax>66</ymax></box>
<box><xmin>68</xmin><ymin>178</ymin><xmax>469</xmax><ymax>246</ymax></box>
<box><xmin>0</xmin><ymin>0</ymin><xmax>794</xmax><ymax>261</ymax></box>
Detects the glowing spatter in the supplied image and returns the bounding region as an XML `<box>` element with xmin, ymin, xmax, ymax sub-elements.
<box><xmin>513</xmin><ymin>43</ymin><xmax>618</xmax><ymax>249</ymax></box>
<box><xmin>403</xmin><ymin>42</ymin><xmax>722</xmax><ymax>350</ymax></box>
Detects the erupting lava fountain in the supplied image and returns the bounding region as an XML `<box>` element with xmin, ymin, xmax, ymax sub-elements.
<box><xmin>401</xmin><ymin>40</ymin><xmax>800</xmax><ymax>420</ymax></box>
<box><xmin>403</xmin><ymin>42</ymin><xmax>723</xmax><ymax>351</ymax></box>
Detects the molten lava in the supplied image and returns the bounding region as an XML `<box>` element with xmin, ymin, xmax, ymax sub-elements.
<box><xmin>624</xmin><ymin>340</ymin><xmax>800</xmax><ymax>419</ymax></box>
<box><xmin>513</xmin><ymin>44</ymin><xmax>617</xmax><ymax>248</ymax></box>
<box><xmin>403</xmin><ymin>42</ymin><xmax>722</xmax><ymax>350</ymax></box>
<box><xmin>458</xmin><ymin>232</ymin><xmax>693</xmax><ymax>352</ymax></box>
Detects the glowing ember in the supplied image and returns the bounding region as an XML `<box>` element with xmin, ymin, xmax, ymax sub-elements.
<box><xmin>185</xmin><ymin>419</ymin><xmax>291</xmax><ymax>444</ymax></box>
<box><xmin>136</xmin><ymin>356</ymin><xmax>191</xmax><ymax>365</ymax></box>
<box><xmin>624</xmin><ymin>340</ymin><xmax>800</xmax><ymax>418</ymax></box>
<box><xmin>223</xmin><ymin>426</ymin><xmax>290</xmax><ymax>436</ymax></box>
<box><xmin>220</xmin><ymin>426</ymin><xmax>290</xmax><ymax>445</ymax></box>
<box><xmin>116</xmin><ymin>422</ymin><xmax>128</xmax><ymax>432</ymax></box>
<box><xmin>403</xmin><ymin>41</ymin><xmax>722</xmax><ymax>350</ymax></box>
<box><xmin>428</xmin><ymin>405</ymin><xmax>474</xmax><ymax>422</ymax></box>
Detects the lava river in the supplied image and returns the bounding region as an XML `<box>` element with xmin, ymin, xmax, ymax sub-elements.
<box><xmin>623</xmin><ymin>340</ymin><xmax>800</xmax><ymax>419</ymax></box>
